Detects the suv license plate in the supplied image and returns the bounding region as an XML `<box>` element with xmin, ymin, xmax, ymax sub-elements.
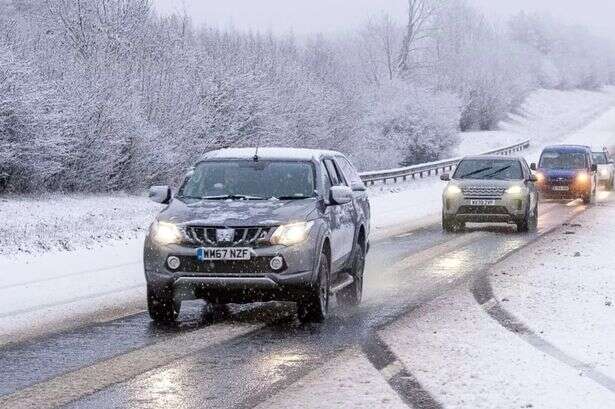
<box><xmin>469</xmin><ymin>199</ymin><xmax>496</xmax><ymax>206</ymax></box>
<box><xmin>552</xmin><ymin>186</ymin><xmax>569</xmax><ymax>191</ymax></box>
<box><xmin>196</xmin><ymin>248</ymin><xmax>252</xmax><ymax>261</ymax></box>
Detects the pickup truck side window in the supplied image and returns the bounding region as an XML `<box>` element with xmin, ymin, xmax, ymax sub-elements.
<box><xmin>335</xmin><ymin>156</ymin><xmax>364</xmax><ymax>187</ymax></box>
<box><xmin>324</xmin><ymin>159</ymin><xmax>346</xmax><ymax>186</ymax></box>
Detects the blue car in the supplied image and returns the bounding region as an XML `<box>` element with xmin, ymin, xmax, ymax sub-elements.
<box><xmin>531</xmin><ymin>145</ymin><xmax>598</xmax><ymax>204</ymax></box>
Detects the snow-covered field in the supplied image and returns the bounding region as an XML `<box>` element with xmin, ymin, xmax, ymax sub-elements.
<box><xmin>2</xmin><ymin>87</ymin><xmax>615</xmax><ymax>343</ymax></box>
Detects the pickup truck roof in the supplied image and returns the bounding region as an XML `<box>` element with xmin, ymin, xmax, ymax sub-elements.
<box><xmin>202</xmin><ymin>147</ymin><xmax>343</xmax><ymax>162</ymax></box>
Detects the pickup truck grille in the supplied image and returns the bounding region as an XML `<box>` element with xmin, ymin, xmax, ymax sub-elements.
<box><xmin>186</xmin><ymin>227</ymin><xmax>272</xmax><ymax>246</ymax></box>
<box><xmin>462</xmin><ymin>186</ymin><xmax>506</xmax><ymax>199</ymax></box>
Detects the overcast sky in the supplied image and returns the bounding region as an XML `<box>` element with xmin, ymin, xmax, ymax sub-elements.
<box><xmin>154</xmin><ymin>0</ymin><xmax>615</xmax><ymax>37</ymax></box>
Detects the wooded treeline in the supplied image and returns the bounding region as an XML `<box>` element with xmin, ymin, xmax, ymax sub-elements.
<box><xmin>1</xmin><ymin>0</ymin><xmax>613</xmax><ymax>192</ymax></box>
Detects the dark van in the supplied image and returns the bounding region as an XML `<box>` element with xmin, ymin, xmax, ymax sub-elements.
<box><xmin>531</xmin><ymin>145</ymin><xmax>597</xmax><ymax>204</ymax></box>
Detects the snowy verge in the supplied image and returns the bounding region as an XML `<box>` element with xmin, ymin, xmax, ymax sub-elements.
<box><xmin>490</xmin><ymin>198</ymin><xmax>615</xmax><ymax>381</ymax></box>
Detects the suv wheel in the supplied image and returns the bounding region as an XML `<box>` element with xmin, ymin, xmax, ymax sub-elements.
<box><xmin>297</xmin><ymin>252</ymin><xmax>329</xmax><ymax>323</ymax></box>
<box><xmin>442</xmin><ymin>213</ymin><xmax>460</xmax><ymax>232</ymax></box>
<box><xmin>147</xmin><ymin>286</ymin><xmax>180</xmax><ymax>323</ymax></box>
<box><xmin>517</xmin><ymin>200</ymin><xmax>538</xmax><ymax>233</ymax></box>
<box><xmin>337</xmin><ymin>241</ymin><xmax>365</xmax><ymax>307</ymax></box>
<box><xmin>582</xmin><ymin>186</ymin><xmax>596</xmax><ymax>204</ymax></box>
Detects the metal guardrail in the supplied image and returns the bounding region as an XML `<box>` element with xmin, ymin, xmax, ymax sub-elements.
<box><xmin>359</xmin><ymin>140</ymin><xmax>530</xmax><ymax>186</ymax></box>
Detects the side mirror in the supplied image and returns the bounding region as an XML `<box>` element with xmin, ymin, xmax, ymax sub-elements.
<box><xmin>591</xmin><ymin>164</ymin><xmax>598</xmax><ymax>172</ymax></box>
<box><xmin>351</xmin><ymin>181</ymin><xmax>367</xmax><ymax>192</ymax></box>
<box><xmin>440</xmin><ymin>174</ymin><xmax>450</xmax><ymax>182</ymax></box>
<box><xmin>530</xmin><ymin>163</ymin><xmax>537</xmax><ymax>171</ymax></box>
<box><xmin>528</xmin><ymin>174</ymin><xmax>538</xmax><ymax>183</ymax></box>
<box><xmin>149</xmin><ymin>186</ymin><xmax>172</xmax><ymax>204</ymax></box>
<box><xmin>329</xmin><ymin>185</ymin><xmax>353</xmax><ymax>205</ymax></box>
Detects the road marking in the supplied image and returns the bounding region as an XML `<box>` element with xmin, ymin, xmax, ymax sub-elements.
<box><xmin>395</xmin><ymin>232</ymin><xmax>415</xmax><ymax>239</ymax></box>
<box><xmin>0</xmin><ymin>323</ymin><xmax>263</xmax><ymax>409</ymax></box>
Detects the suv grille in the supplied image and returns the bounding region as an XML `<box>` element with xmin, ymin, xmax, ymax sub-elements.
<box><xmin>462</xmin><ymin>186</ymin><xmax>506</xmax><ymax>199</ymax></box>
<box><xmin>186</xmin><ymin>227</ymin><xmax>272</xmax><ymax>246</ymax></box>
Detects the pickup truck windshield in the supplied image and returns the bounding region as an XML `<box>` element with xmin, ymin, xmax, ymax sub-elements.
<box><xmin>178</xmin><ymin>160</ymin><xmax>316</xmax><ymax>200</ymax></box>
<box><xmin>454</xmin><ymin>159</ymin><xmax>522</xmax><ymax>180</ymax></box>
<box><xmin>539</xmin><ymin>151</ymin><xmax>587</xmax><ymax>170</ymax></box>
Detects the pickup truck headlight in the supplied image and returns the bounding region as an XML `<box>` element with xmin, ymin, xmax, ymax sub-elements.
<box><xmin>152</xmin><ymin>221</ymin><xmax>182</xmax><ymax>245</ymax></box>
<box><xmin>271</xmin><ymin>221</ymin><xmax>314</xmax><ymax>246</ymax></box>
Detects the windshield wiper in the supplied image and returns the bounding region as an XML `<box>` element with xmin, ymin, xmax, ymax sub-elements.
<box><xmin>483</xmin><ymin>165</ymin><xmax>512</xmax><ymax>179</ymax></box>
<box><xmin>201</xmin><ymin>194</ymin><xmax>266</xmax><ymax>201</ymax></box>
<box><xmin>275</xmin><ymin>195</ymin><xmax>314</xmax><ymax>200</ymax></box>
<box><xmin>458</xmin><ymin>166</ymin><xmax>493</xmax><ymax>179</ymax></box>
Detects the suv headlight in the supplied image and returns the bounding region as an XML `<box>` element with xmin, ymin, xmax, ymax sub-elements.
<box><xmin>576</xmin><ymin>172</ymin><xmax>590</xmax><ymax>184</ymax></box>
<box><xmin>152</xmin><ymin>221</ymin><xmax>182</xmax><ymax>245</ymax></box>
<box><xmin>445</xmin><ymin>185</ymin><xmax>462</xmax><ymax>197</ymax></box>
<box><xmin>505</xmin><ymin>186</ymin><xmax>523</xmax><ymax>195</ymax></box>
<box><xmin>271</xmin><ymin>221</ymin><xmax>314</xmax><ymax>246</ymax></box>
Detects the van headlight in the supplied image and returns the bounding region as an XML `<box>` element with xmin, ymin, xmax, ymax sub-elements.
<box><xmin>445</xmin><ymin>185</ymin><xmax>462</xmax><ymax>197</ymax></box>
<box><xmin>152</xmin><ymin>221</ymin><xmax>182</xmax><ymax>245</ymax></box>
<box><xmin>271</xmin><ymin>221</ymin><xmax>314</xmax><ymax>246</ymax></box>
<box><xmin>576</xmin><ymin>172</ymin><xmax>590</xmax><ymax>184</ymax></box>
<box><xmin>505</xmin><ymin>186</ymin><xmax>523</xmax><ymax>195</ymax></box>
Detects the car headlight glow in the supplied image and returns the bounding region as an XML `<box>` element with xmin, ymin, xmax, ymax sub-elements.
<box><xmin>445</xmin><ymin>185</ymin><xmax>462</xmax><ymax>197</ymax></box>
<box><xmin>576</xmin><ymin>172</ymin><xmax>590</xmax><ymax>184</ymax></box>
<box><xmin>271</xmin><ymin>221</ymin><xmax>314</xmax><ymax>246</ymax></box>
<box><xmin>506</xmin><ymin>186</ymin><xmax>523</xmax><ymax>195</ymax></box>
<box><xmin>600</xmin><ymin>168</ymin><xmax>609</xmax><ymax>177</ymax></box>
<box><xmin>152</xmin><ymin>221</ymin><xmax>182</xmax><ymax>245</ymax></box>
<box><xmin>535</xmin><ymin>172</ymin><xmax>545</xmax><ymax>183</ymax></box>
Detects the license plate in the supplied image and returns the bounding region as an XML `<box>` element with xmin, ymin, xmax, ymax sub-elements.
<box><xmin>196</xmin><ymin>247</ymin><xmax>252</xmax><ymax>261</ymax></box>
<box><xmin>470</xmin><ymin>199</ymin><xmax>496</xmax><ymax>206</ymax></box>
<box><xmin>552</xmin><ymin>186</ymin><xmax>569</xmax><ymax>191</ymax></box>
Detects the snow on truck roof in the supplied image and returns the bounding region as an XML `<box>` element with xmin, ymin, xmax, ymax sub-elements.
<box><xmin>202</xmin><ymin>147</ymin><xmax>343</xmax><ymax>161</ymax></box>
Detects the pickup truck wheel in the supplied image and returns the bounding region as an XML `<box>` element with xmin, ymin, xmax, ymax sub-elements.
<box><xmin>147</xmin><ymin>286</ymin><xmax>179</xmax><ymax>323</ymax></box>
<box><xmin>337</xmin><ymin>242</ymin><xmax>365</xmax><ymax>307</ymax></box>
<box><xmin>297</xmin><ymin>252</ymin><xmax>329</xmax><ymax>323</ymax></box>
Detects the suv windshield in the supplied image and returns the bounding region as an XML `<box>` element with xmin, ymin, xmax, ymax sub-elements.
<box><xmin>178</xmin><ymin>160</ymin><xmax>316</xmax><ymax>200</ymax></box>
<box><xmin>539</xmin><ymin>151</ymin><xmax>587</xmax><ymax>170</ymax></box>
<box><xmin>453</xmin><ymin>159</ymin><xmax>522</xmax><ymax>180</ymax></box>
<box><xmin>592</xmin><ymin>152</ymin><xmax>608</xmax><ymax>165</ymax></box>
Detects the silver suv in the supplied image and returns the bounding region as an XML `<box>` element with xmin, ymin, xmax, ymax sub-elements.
<box><xmin>144</xmin><ymin>148</ymin><xmax>370</xmax><ymax>323</ymax></box>
<box><xmin>440</xmin><ymin>156</ymin><xmax>538</xmax><ymax>232</ymax></box>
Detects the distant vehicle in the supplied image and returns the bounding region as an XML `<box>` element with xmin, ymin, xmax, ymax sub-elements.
<box><xmin>590</xmin><ymin>147</ymin><xmax>614</xmax><ymax>191</ymax></box>
<box><xmin>440</xmin><ymin>155</ymin><xmax>538</xmax><ymax>233</ymax></box>
<box><xmin>144</xmin><ymin>148</ymin><xmax>370</xmax><ymax>324</ymax></box>
<box><xmin>531</xmin><ymin>145</ymin><xmax>598</xmax><ymax>203</ymax></box>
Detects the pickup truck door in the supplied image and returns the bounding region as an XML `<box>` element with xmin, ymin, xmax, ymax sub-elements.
<box><xmin>322</xmin><ymin>159</ymin><xmax>356</xmax><ymax>272</ymax></box>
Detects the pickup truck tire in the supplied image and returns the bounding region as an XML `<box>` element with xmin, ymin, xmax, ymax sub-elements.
<box><xmin>337</xmin><ymin>242</ymin><xmax>365</xmax><ymax>307</ymax></box>
<box><xmin>297</xmin><ymin>252</ymin><xmax>329</xmax><ymax>323</ymax></box>
<box><xmin>582</xmin><ymin>186</ymin><xmax>595</xmax><ymax>204</ymax></box>
<box><xmin>147</xmin><ymin>286</ymin><xmax>180</xmax><ymax>323</ymax></box>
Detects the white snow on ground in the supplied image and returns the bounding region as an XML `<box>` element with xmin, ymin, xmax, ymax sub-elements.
<box><xmin>254</xmin><ymin>348</ymin><xmax>405</xmax><ymax>409</ymax></box>
<box><xmin>2</xmin><ymin>87</ymin><xmax>615</xmax><ymax>343</ymax></box>
<box><xmin>456</xmin><ymin>87</ymin><xmax>615</xmax><ymax>157</ymax></box>
<box><xmin>379</xmin><ymin>285</ymin><xmax>615</xmax><ymax>409</ymax></box>
<box><xmin>490</xmin><ymin>197</ymin><xmax>615</xmax><ymax>381</ymax></box>
<box><xmin>0</xmin><ymin>193</ymin><xmax>160</xmax><ymax>255</ymax></box>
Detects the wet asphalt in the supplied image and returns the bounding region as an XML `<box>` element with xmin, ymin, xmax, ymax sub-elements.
<box><xmin>0</xmin><ymin>197</ymin><xmax>603</xmax><ymax>408</ymax></box>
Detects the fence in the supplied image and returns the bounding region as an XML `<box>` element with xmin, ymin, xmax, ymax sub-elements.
<box><xmin>359</xmin><ymin>140</ymin><xmax>530</xmax><ymax>186</ymax></box>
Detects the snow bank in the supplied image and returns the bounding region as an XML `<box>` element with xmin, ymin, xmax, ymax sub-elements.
<box><xmin>0</xmin><ymin>193</ymin><xmax>160</xmax><ymax>256</ymax></box>
<box><xmin>490</xmin><ymin>198</ymin><xmax>615</xmax><ymax>380</ymax></box>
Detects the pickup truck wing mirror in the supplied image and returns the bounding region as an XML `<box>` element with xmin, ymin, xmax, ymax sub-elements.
<box><xmin>591</xmin><ymin>164</ymin><xmax>598</xmax><ymax>172</ymax></box>
<box><xmin>440</xmin><ymin>173</ymin><xmax>450</xmax><ymax>181</ymax></box>
<box><xmin>329</xmin><ymin>185</ymin><xmax>353</xmax><ymax>205</ymax></box>
<box><xmin>149</xmin><ymin>186</ymin><xmax>172</xmax><ymax>204</ymax></box>
<box><xmin>530</xmin><ymin>163</ymin><xmax>537</xmax><ymax>171</ymax></box>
